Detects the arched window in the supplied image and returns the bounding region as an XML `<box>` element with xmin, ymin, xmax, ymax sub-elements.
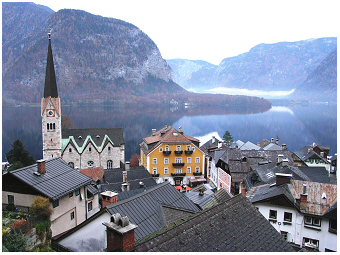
<box><xmin>68</xmin><ymin>162</ymin><xmax>74</xmax><ymax>168</ymax></box>
<box><xmin>47</xmin><ymin>123</ymin><xmax>49</xmax><ymax>130</ymax></box>
<box><xmin>69</xmin><ymin>148</ymin><xmax>72</xmax><ymax>153</ymax></box>
<box><xmin>53</xmin><ymin>123</ymin><xmax>55</xmax><ymax>130</ymax></box>
<box><xmin>107</xmin><ymin>160</ymin><xmax>113</xmax><ymax>169</ymax></box>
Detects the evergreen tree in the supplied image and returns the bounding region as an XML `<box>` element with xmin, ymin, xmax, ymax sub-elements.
<box><xmin>5</xmin><ymin>140</ymin><xmax>35</xmax><ymax>171</ymax></box>
<box><xmin>223</xmin><ymin>130</ymin><xmax>234</xmax><ymax>147</ymax></box>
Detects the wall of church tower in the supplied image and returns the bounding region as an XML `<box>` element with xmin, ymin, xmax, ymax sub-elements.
<box><xmin>42</xmin><ymin>99</ymin><xmax>62</xmax><ymax>160</ymax></box>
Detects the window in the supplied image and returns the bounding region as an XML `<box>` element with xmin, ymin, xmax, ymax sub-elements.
<box><xmin>164</xmin><ymin>167</ymin><xmax>169</xmax><ymax>175</ymax></box>
<box><xmin>187</xmin><ymin>157</ymin><xmax>192</xmax><ymax>164</ymax></box>
<box><xmin>175</xmin><ymin>158</ymin><xmax>182</xmax><ymax>163</ymax></box>
<box><xmin>153</xmin><ymin>158</ymin><xmax>157</xmax><ymax>165</ymax></box>
<box><xmin>195</xmin><ymin>157</ymin><xmax>200</xmax><ymax>163</ymax></box>
<box><xmin>88</xmin><ymin>201</ymin><xmax>93</xmax><ymax>212</ymax></box>
<box><xmin>164</xmin><ymin>158</ymin><xmax>169</xmax><ymax>164</ymax></box>
<box><xmin>281</xmin><ymin>231</ymin><xmax>288</xmax><ymax>241</ymax></box>
<box><xmin>69</xmin><ymin>192</ymin><xmax>73</xmax><ymax>198</ymax></box>
<box><xmin>284</xmin><ymin>212</ymin><xmax>292</xmax><ymax>222</ymax></box>
<box><xmin>53</xmin><ymin>199</ymin><xmax>59</xmax><ymax>208</ymax></box>
<box><xmin>165</xmin><ymin>145</ymin><xmax>169</xmax><ymax>151</ymax></box>
<box><xmin>75</xmin><ymin>188</ymin><xmax>80</xmax><ymax>196</ymax></box>
<box><xmin>107</xmin><ymin>160</ymin><xmax>113</xmax><ymax>169</ymax></box>
<box><xmin>8</xmin><ymin>195</ymin><xmax>14</xmax><ymax>205</ymax></box>
<box><xmin>186</xmin><ymin>145</ymin><xmax>191</xmax><ymax>151</ymax></box>
<box><xmin>89</xmin><ymin>147</ymin><xmax>92</xmax><ymax>152</ymax></box>
<box><xmin>187</xmin><ymin>167</ymin><xmax>191</xmax><ymax>174</ymax></box>
<box><xmin>69</xmin><ymin>148</ymin><xmax>72</xmax><ymax>153</ymax></box>
<box><xmin>87</xmin><ymin>161</ymin><xmax>94</xmax><ymax>167</ymax></box>
<box><xmin>176</xmin><ymin>145</ymin><xmax>181</xmax><ymax>151</ymax></box>
<box><xmin>269</xmin><ymin>210</ymin><xmax>277</xmax><ymax>219</ymax></box>
<box><xmin>305</xmin><ymin>216</ymin><xmax>321</xmax><ymax>228</ymax></box>
<box><xmin>329</xmin><ymin>219</ymin><xmax>337</xmax><ymax>233</ymax></box>
<box><xmin>159</xmin><ymin>147</ymin><xmax>163</xmax><ymax>152</ymax></box>
<box><xmin>108</xmin><ymin>146</ymin><xmax>111</xmax><ymax>151</ymax></box>
<box><xmin>175</xmin><ymin>168</ymin><xmax>182</xmax><ymax>174</ymax></box>
<box><xmin>153</xmin><ymin>168</ymin><xmax>157</xmax><ymax>174</ymax></box>
<box><xmin>195</xmin><ymin>166</ymin><xmax>200</xmax><ymax>173</ymax></box>
<box><xmin>68</xmin><ymin>162</ymin><xmax>74</xmax><ymax>168</ymax></box>
<box><xmin>70</xmin><ymin>211</ymin><xmax>75</xmax><ymax>220</ymax></box>
<box><xmin>303</xmin><ymin>237</ymin><xmax>319</xmax><ymax>250</ymax></box>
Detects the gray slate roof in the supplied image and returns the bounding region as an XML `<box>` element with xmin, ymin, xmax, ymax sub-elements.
<box><xmin>133</xmin><ymin>194</ymin><xmax>294</xmax><ymax>252</ymax></box>
<box><xmin>106</xmin><ymin>182</ymin><xmax>200</xmax><ymax>242</ymax></box>
<box><xmin>4</xmin><ymin>157</ymin><xmax>92</xmax><ymax>200</ymax></box>
<box><xmin>101</xmin><ymin>166</ymin><xmax>156</xmax><ymax>193</ymax></box>
<box><xmin>294</xmin><ymin>146</ymin><xmax>329</xmax><ymax>164</ymax></box>
<box><xmin>297</xmin><ymin>166</ymin><xmax>330</xmax><ymax>183</ymax></box>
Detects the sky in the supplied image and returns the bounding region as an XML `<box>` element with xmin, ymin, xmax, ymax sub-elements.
<box><xmin>9</xmin><ymin>0</ymin><xmax>340</xmax><ymax>64</ymax></box>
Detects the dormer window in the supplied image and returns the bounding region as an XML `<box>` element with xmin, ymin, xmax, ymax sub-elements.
<box><xmin>173</xmin><ymin>132</ymin><xmax>178</xmax><ymax>136</ymax></box>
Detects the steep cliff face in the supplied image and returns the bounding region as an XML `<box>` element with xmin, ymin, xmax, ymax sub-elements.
<box><xmin>166</xmin><ymin>59</ymin><xmax>217</xmax><ymax>92</ymax></box>
<box><xmin>3</xmin><ymin>6</ymin><xmax>181</xmax><ymax>103</ymax></box>
<box><xmin>291</xmin><ymin>48</ymin><xmax>337</xmax><ymax>102</ymax></box>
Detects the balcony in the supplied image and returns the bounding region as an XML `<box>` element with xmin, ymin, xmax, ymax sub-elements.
<box><xmin>151</xmin><ymin>173</ymin><xmax>160</xmax><ymax>177</ymax></box>
<box><xmin>171</xmin><ymin>173</ymin><xmax>186</xmax><ymax>177</ymax></box>
<box><xmin>185</xmin><ymin>150</ymin><xmax>193</xmax><ymax>154</ymax></box>
<box><xmin>172</xmin><ymin>162</ymin><xmax>185</xmax><ymax>167</ymax></box>
<box><xmin>174</xmin><ymin>151</ymin><xmax>183</xmax><ymax>155</ymax></box>
<box><xmin>163</xmin><ymin>151</ymin><xmax>171</xmax><ymax>155</ymax></box>
<box><xmin>193</xmin><ymin>172</ymin><xmax>202</xmax><ymax>176</ymax></box>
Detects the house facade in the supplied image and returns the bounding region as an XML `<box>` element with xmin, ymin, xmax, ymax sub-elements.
<box><xmin>140</xmin><ymin>125</ymin><xmax>205</xmax><ymax>186</ymax></box>
<box><xmin>2</xmin><ymin>157</ymin><xmax>99</xmax><ymax>237</ymax></box>
<box><xmin>247</xmin><ymin>177</ymin><xmax>337</xmax><ymax>252</ymax></box>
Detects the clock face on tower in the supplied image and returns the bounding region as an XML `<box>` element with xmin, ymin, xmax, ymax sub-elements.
<box><xmin>47</xmin><ymin>109</ymin><xmax>55</xmax><ymax>117</ymax></box>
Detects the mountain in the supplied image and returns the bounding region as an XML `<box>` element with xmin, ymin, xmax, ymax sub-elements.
<box><xmin>290</xmin><ymin>48</ymin><xmax>337</xmax><ymax>102</ymax></box>
<box><xmin>168</xmin><ymin>38</ymin><xmax>336</xmax><ymax>101</ymax></box>
<box><xmin>166</xmin><ymin>59</ymin><xmax>217</xmax><ymax>92</ymax></box>
<box><xmin>2</xmin><ymin>5</ymin><xmax>184</xmax><ymax>103</ymax></box>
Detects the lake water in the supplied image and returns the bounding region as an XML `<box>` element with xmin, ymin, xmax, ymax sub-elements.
<box><xmin>2</xmin><ymin>103</ymin><xmax>337</xmax><ymax>162</ymax></box>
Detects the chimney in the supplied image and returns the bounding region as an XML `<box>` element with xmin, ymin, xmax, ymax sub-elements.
<box><xmin>282</xmin><ymin>158</ymin><xmax>289</xmax><ymax>166</ymax></box>
<box><xmin>139</xmin><ymin>181</ymin><xmax>144</xmax><ymax>188</ymax></box>
<box><xmin>123</xmin><ymin>171</ymin><xmax>127</xmax><ymax>182</ymax></box>
<box><xmin>320</xmin><ymin>151</ymin><xmax>325</xmax><ymax>158</ymax></box>
<box><xmin>101</xmin><ymin>191</ymin><xmax>118</xmax><ymax>208</ymax></box>
<box><xmin>212</xmin><ymin>136</ymin><xmax>216</xmax><ymax>144</ymax></box>
<box><xmin>218</xmin><ymin>141</ymin><xmax>222</xmax><ymax>149</ymax></box>
<box><xmin>275</xmin><ymin>173</ymin><xmax>292</xmax><ymax>186</ymax></box>
<box><xmin>103</xmin><ymin>213</ymin><xmax>137</xmax><ymax>252</ymax></box>
<box><xmin>300</xmin><ymin>184</ymin><xmax>308</xmax><ymax>211</ymax></box>
<box><xmin>179</xmin><ymin>127</ymin><xmax>183</xmax><ymax>134</ymax></box>
<box><xmin>275</xmin><ymin>138</ymin><xmax>279</xmax><ymax>145</ymax></box>
<box><xmin>277</xmin><ymin>154</ymin><xmax>284</xmax><ymax>165</ymax></box>
<box><xmin>122</xmin><ymin>183</ymin><xmax>130</xmax><ymax>192</ymax></box>
<box><xmin>152</xmin><ymin>129</ymin><xmax>156</xmax><ymax>136</ymax></box>
<box><xmin>281</xmin><ymin>144</ymin><xmax>287</xmax><ymax>150</ymax></box>
<box><xmin>199</xmin><ymin>189</ymin><xmax>204</xmax><ymax>196</ymax></box>
<box><xmin>271</xmin><ymin>138</ymin><xmax>274</xmax><ymax>143</ymax></box>
<box><xmin>125</xmin><ymin>162</ymin><xmax>130</xmax><ymax>171</ymax></box>
<box><xmin>37</xmin><ymin>159</ymin><xmax>46</xmax><ymax>174</ymax></box>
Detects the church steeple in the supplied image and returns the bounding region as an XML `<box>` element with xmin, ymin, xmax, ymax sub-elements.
<box><xmin>44</xmin><ymin>29</ymin><xmax>58</xmax><ymax>98</ymax></box>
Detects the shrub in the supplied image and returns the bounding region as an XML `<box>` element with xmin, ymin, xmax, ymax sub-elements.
<box><xmin>2</xmin><ymin>229</ymin><xmax>27</xmax><ymax>252</ymax></box>
<box><xmin>29</xmin><ymin>243</ymin><xmax>55</xmax><ymax>252</ymax></box>
<box><xmin>30</xmin><ymin>196</ymin><xmax>52</xmax><ymax>220</ymax></box>
<box><xmin>35</xmin><ymin>220</ymin><xmax>51</xmax><ymax>242</ymax></box>
<box><xmin>9</xmin><ymin>218</ymin><xmax>26</xmax><ymax>229</ymax></box>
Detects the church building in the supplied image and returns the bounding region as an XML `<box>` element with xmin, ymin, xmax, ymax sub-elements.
<box><xmin>41</xmin><ymin>31</ymin><xmax>125</xmax><ymax>169</ymax></box>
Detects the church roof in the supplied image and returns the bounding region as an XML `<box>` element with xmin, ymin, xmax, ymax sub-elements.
<box><xmin>61</xmin><ymin>128</ymin><xmax>124</xmax><ymax>154</ymax></box>
<box><xmin>44</xmin><ymin>32</ymin><xmax>58</xmax><ymax>98</ymax></box>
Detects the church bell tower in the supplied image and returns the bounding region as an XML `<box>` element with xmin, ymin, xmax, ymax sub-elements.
<box><xmin>41</xmin><ymin>30</ymin><xmax>62</xmax><ymax>159</ymax></box>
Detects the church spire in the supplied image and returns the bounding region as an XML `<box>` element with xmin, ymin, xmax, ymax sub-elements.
<box><xmin>44</xmin><ymin>29</ymin><xmax>58</xmax><ymax>98</ymax></box>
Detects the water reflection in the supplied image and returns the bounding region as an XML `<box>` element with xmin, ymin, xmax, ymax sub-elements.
<box><xmin>2</xmin><ymin>104</ymin><xmax>337</xmax><ymax>163</ymax></box>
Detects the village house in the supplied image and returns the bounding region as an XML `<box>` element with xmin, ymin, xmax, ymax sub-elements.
<box><xmin>41</xmin><ymin>31</ymin><xmax>124</xmax><ymax>170</ymax></box>
<box><xmin>246</xmin><ymin>175</ymin><xmax>337</xmax><ymax>252</ymax></box>
<box><xmin>216</xmin><ymin>149</ymin><xmax>294</xmax><ymax>195</ymax></box>
<box><xmin>2</xmin><ymin>157</ymin><xmax>99</xmax><ymax>237</ymax></box>
<box><xmin>139</xmin><ymin>125</ymin><xmax>205</xmax><ymax>187</ymax></box>
<box><xmin>293</xmin><ymin>143</ymin><xmax>331</xmax><ymax>174</ymax></box>
<box><xmin>52</xmin><ymin>182</ymin><xmax>200</xmax><ymax>252</ymax></box>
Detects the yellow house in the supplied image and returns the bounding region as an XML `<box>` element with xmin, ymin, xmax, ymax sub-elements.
<box><xmin>140</xmin><ymin>125</ymin><xmax>205</xmax><ymax>186</ymax></box>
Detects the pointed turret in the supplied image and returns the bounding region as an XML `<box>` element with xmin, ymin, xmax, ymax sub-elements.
<box><xmin>44</xmin><ymin>30</ymin><xmax>58</xmax><ymax>98</ymax></box>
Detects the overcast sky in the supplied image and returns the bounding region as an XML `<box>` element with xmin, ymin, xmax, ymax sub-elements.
<box><xmin>19</xmin><ymin>0</ymin><xmax>340</xmax><ymax>64</ymax></box>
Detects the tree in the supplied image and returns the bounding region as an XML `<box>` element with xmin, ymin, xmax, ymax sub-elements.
<box><xmin>61</xmin><ymin>115</ymin><xmax>74</xmax><ymax>130</ymax></box>
<box><xmin>130</xmin><ymin>153</ymin><xmax>140</xmax><ymax>167</ymax></box>
<box><xmin>5</xmin><ymin>140</ymin><xmax>35</xmax><ymax>171</ymax></box>
<box><xmin>223</xmin><ymin>130</ymin><xmax>234</xmax><ymax>147</ymax></box>
<box><xmin>30</xmin><ymin>196</ymin><xmax>52</xmax><ymax>220</ymax></box>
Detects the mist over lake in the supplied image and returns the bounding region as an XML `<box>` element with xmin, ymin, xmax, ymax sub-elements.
<box><xmin>2</xmin><ymin>103</ymin><xmax>337</xmax><ymax>163</ymax></box>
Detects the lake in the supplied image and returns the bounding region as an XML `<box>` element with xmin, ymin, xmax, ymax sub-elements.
<box><xmin>2</xmin><ymin>103</ymin><xmax>337</xmax><ymax>162</ymax></box>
